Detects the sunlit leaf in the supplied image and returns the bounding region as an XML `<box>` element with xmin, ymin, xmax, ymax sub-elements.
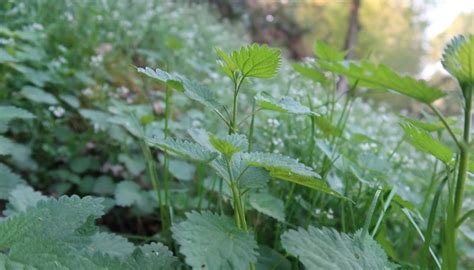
<box><xmin>216</xmin><ymin>44</ymin><xmax>281</xmax><ymax>79</ymax></box>
<box><xmin>401</xmin><ymin>122</ymin><xmax>453</xmax><ymax>164</ymax></box>
<box><xmin>442</xmin><ymin>35</ymin><xmax>474</xmax><ymax>85</ymax></box>
<box><xmin>319</xmin><ymin>61</ymin><xmax>445</xmax><ymax>104</ymax></box>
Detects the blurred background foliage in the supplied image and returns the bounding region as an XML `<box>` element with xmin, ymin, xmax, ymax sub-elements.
<box><xmin>205</xmin><ymin>0</ymin><xmax>473</xmax><ymax>112</ymax></box>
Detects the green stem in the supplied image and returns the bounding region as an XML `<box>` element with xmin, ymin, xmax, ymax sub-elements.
<box><xmin>454</xmin><ymin>84</ymin><xmax>471</xmax><ymax>220</ymax></box>
<box><xmin>248</xmin><ymin>99</ymin><xmax>256</xmax><ymax>152</ymax></box>
<box><xmin>429</xmin><ymin>104</ymin><xmax>461</xmax><ymax>148</ymax></box>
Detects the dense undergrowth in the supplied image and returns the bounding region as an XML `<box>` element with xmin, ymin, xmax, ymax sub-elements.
<box><xmin>0</xmin><ymin>0</ymin><xmax>473</xmax><ymax>269</ymax></box>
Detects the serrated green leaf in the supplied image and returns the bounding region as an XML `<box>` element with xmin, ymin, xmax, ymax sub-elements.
<box><xmin>399</xmin><ymin>115</ymin><xmax>454</xmax><ymax>132</ymax></box>
<box><xmin>137</xmin><ymin>67</ymin><xmax>185</xmax><ymax>91</ymax></box>
<box><xmin>88</xmin><ymin>232</ymin><xmax>134</xmax><ymax>257</ymax></box>
<box><xmin>314</xmin><ymin>41</ymin><xmax>345</xmax><ymax>61</ymax></box>
<box><xmin>0</xmin><ymin>106</ymin><xmax>35</xmax><ymax>122</ymax></box>
<box><xmin>255</xmin><ymin>92</ymin><xmax>312</xmax><ymax>115</ymax></box>
<box><xmin>138</xmin><ymin>67</ymin><xmax>220</xmax><ymax>110</ymax></box>
<box><xmin>172</xmin><ymin>211</ymin><xmax>258</xmax><ymax>270</ymax></box>
<box><xmin>242</xmin><ymin>152</ymin><xmax>342</xmax><ymax>197</ymax></box>
<box><xmin>249</xmin><ymin>192</ymin><xmax>285</xmax><ymax>222</ymax></box>
<box><xmin>401</xmin><ymin>122</ymin><xmax>453</xmax><ymax>164</ymax></box>
<box><xmin>292</xmin><ymin>63</ymin><xmax>327</xmax><ymax>84</ymax></box>
<box><xmin>146</xmin><ymin>134</ymin><xmax>218</xmax><ymax>162</ymax></box>
<box><xmin>281</xmin><ymin>227</ymin><xmax>397</xmax><ymax>270</ymax></box>
<box><xmin>216</xmin><ymin>44</ymin><xmax>281</xmax><ymax>79</ymax></box>
<box><xmin>20</xmin><ymin>86</ymin><xmax>58</xmax><ymax>104</ymax></box>
<box><xmin>243</xmin><ymin>152</ymin><xmax>319</xmax><ymax>178</ymax></box>
<box><xmin>0</xmin><ymin>163</ymin><xmax>26</xmax><ymax>199</ymax></box>
<box><xmin>4</xmin><ymin>185</ymin><xmax>47</xmax><ymax>216</ymax></box>
<box><xmin>0</xmin><ymin>195</ymin><xmax>178</xmax><ymax>269</ymax></box>
<box><xmin>442</xmin><ymin>35</ymin><xmax>474</xmax><ymax>85</ymax></box>
<box><xmin>319</xmin><ymin>61</ymin><xmax>445</xmax><ymax>104</ymax></box>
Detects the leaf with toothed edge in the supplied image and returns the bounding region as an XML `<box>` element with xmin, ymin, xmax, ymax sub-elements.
<box><xmin>172</xmin><ymin>211</ymin><xmax>258</xmax><ymax>270</ymax></box>
<box><xmin>216</xmin><ymin>44</ymin><xmax>281</xmax><ymax>79</ymax></box>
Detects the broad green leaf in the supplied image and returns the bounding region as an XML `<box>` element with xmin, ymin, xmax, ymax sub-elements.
<box><xmin>137</xmin><ymin>67</ymin><xmax>184</xmax><ymax>91</ymax></box>
<box><xmin>442</xmin><ymin>35</ymin><xmax>474</xmax><ymax>85</ymax></box>
<box><xmin>59</xmin><ymin>94</ymin><xmax>80</xmax><ymax>108</ymax></box>
<box><xmin>138</xmin><ymin>67</ymin><xmax>220</xmax><ymax>110</ymax></box>
<box><xmin>255</xmin><ymin>92</ymin><xmax>312</xmax><ymax>115</ymax></box>
<box><xmin>281</xmin><ymin>227</ymin><xmax>397</xmax><ymax>270</ymax></box>
<box><xmin>172</xmin><ymin>211</ymin><xmax>258</xmax><ymax>270</ymax></box>
<box><xmin>314</xmin><ymin>41</ymin><xmax>345</xmax><ymax>61</ymax></box>
<box><xmin>292</xmin><ymin>63</ymin><xmax>327</xmax><ymax>84</ymax></box>
<box><xmin>243</xmin><ymin>152</ymin><xmax>319</xmax><ymax>179</ymax></box>
<box><xmin>20</xmin><ymin>86</ymin><xmax>58</xmax><ymax>104</ymax></box>
<box><xmin>319</xmin><ymin>61</ymin><xmax>445</xmax><ymax>104</ymax></box>
<box><xmin>119</xmin><ymin>154</ymin><xmax>146</xmax><ymax>176</ymax></box>
<box><xmin>0</xmin><ymin>195</ymin><xmax>178</xmax><ymax>269</ymax></box>
<box><xmin>0</xmin><ymin>106</ymin><xmax>35</xmax><ymax>122</ymax></box>
<box><xmin>88</xmin><ymin>232</ymin><xmax>134</xmax><ymax>257</ymax></box>
<box><xmin>249</xmin><ymin>192</ymin><xmax>285</xmax><ymax>222</ymax></box>
<box><xmin>114</xmin><ymin>180</ymin><xmax>143</xmax><ymax>207</ymax></box>
<box><xmin>216</xmin><ymin>44</ymin><xmax>281</xmax><ymax>79</ymax></box>
<box><xmin>401</xmin><ymin>122</ymin><xmax>453</xmax><ymax>164</ymax></box>
<box><xmin>0</xmin><ymin>163</ymin><xmax>26</xmax><ymax>199</ymax></box>
<box><xmin>146</xmin><ymin>135</ymin><xmax>218</xmax><ymax>162</ymax></box>
<box><xmin>242</xmin><ymin>152</ymin><xmax>341</xmax><ymax>197</ymax></box>
<box><xmin>256</xmin><ymin>245</ymin><xmax>292</xmax><ymax>270</ymax></box>
<box><xmin>0</xmin><ymin>135</ymin><xmax>33</xmax><ymax>165</ymax></box>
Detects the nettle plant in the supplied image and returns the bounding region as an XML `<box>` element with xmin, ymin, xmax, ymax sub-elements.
<box><xmin>313</xmin><ymin>35</ymin><xmax>473</xmax><ymax>269</ymax></box>
<box><xmin>138</xmin><ymin>44</ymin><xmax>396</xmax><ymax>269</ymax></box>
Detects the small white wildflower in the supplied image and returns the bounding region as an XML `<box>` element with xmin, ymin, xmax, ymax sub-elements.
<box><xmin>31</xmin><ymin>23</ymin><xmax>44</xmax><ymax>31</ymax></box>
<box><xmin>90</xmin><ymin>54</ymin><xmax>103</xmax><ymax>66</ymax></box>
<box><xmin>65</xmin><ymin>12</ymin><xmax>74</xmax><ymax>22</ymax></box>
<box><xmin>82</xmin><ymin>87</ymin><xmax>93</xmax><ymax>97</ymax></box>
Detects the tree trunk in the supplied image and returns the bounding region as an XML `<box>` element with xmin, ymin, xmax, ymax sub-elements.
<box><xmin>337</xmin><ymin>0</ymin><xmax>361</xmax><ymax>92</ymax></box>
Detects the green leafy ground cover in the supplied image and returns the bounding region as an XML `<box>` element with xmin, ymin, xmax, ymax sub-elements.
<box><xmin>0</xmin><ymin>1</ymin><xmax>473</xmax><ymax>269</ymax></box>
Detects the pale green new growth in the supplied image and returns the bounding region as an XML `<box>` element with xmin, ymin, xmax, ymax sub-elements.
<box><xmin>281</xmin><ymin>227</ymin><xmax>398</xmax><ymax>270</ymax></box>
<box><xmin>255</xmin><ymin>92</ymin><xmax>312</xmax><ymax>115</ymax></box>
<box><xmin>216</xmin><ymin>44</ymin><xmax>281</xmax><ymax>79</ymax></box>
<box><xmin>172</xmin><ymin>211</ymin><xmax>258</xmax><ymax>270</ymax></box>
<box><xmin>319</xmin><ymin>61</ymin><xmax>446</xmax><ymax>104</ymax></box>
<box><xmin>209</xmin><ymin>133</ymin><xmax>248</xmax><ymax>157</ymax></box>
<box><xmin>401</xmin><ymin>122</ymin><xmax>453</xmax><ymax>164</ymax></box>
<box><xmin>442</xmin><ymin>35</ymin><xmax>474</xmax><ymax>85</ymax></box>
